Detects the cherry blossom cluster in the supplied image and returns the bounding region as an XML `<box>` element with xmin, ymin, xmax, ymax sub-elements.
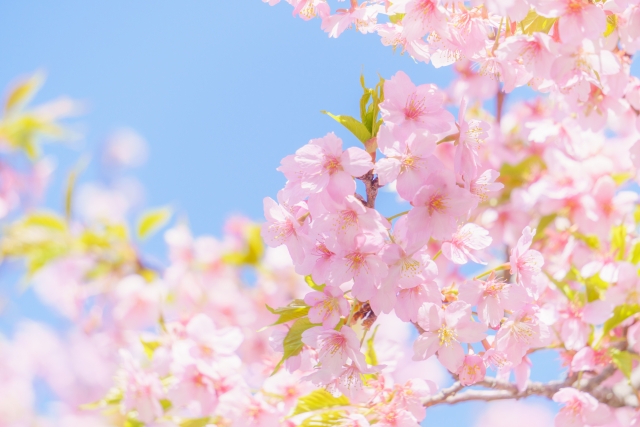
<box><xmin>265</xmin><ymin>0</ymin><xmax>640</xmax><ymax>134</ymax></box>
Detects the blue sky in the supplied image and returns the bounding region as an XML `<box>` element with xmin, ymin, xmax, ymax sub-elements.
<box><xmin>2</xmin><ymin>1</ymin><xmax>625</xmax><ymax>424</ymax></box>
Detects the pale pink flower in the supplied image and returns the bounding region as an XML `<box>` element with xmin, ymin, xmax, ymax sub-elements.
<box><xmin>465</xmin><ymin>169</ymin><xmax>504</xmax><ymax>201</ymax></box>
<box><xmin>261</xmin><ymin>196</ymin><xmax>307</xmax><ymax>264</ymax></box>
<box><xmin>304</xmin><ymin>286</ymin><xmax>350</xmax><ymax>329</ymax></box>
<box><xmin>553</xmin><ymin>388</ymin><xmax>610</xmax><ymax>427</ymax></box>
<box><xmin>376</xmin><ymin>406</ymin><xmax>420</xmax><ymax>427</ymax></box>
<box><xmin>296</xmin><ymin>238</ymin><xmax>337</xmax><ymax>285</ymax></box>
<box><xmin>338</xmin><ymin>413</ymin><xmax>371</xmax><ymax>427</ymax></box>
<box><xmin>558</xmin><ymin>301</ymin><xmax>613</xmax><ymax>351</ymax></box>
<box><xmin>458</xmin><ymin>272</ymin><xmax>529</xmax><ymax>328</ymax></box>
<box><xmin>536</xmin><ymin>0</ymin><xmax>607</xmax><ymax>45</ymax></box>
<box><xmin>184</xmin><ymin>314</ymin><xmax>243</xmax><ymax>360</ymax></box>
<box><xmin>509</xmin><ymin>227</ymin><xmax>544</xmax><ymax>288</ymax></box>
<box><xmin>496</xmin><ymin>306</ymin><xmax>550</xmax><ymax>364</ymax></box>
<box><xmin>379</xmin><ymin>71</ymin><xmax>454</xmax><ymax>136</ymax></box>
<box><xmin>413</xmin><ymin>301</ymin><xmax>487</xmax><ymax>372</ymax></box>
<box><xmin>301</xmin><ymin>326</ymin><xmax>367</xmax><ymax>375</ymax></box>
<box><xmin>401</xmin><ymin>0</ymin><xmax>447</xmax><ymax>40</ymax></box>
<box><xmin>395</xmin><ymin>282</ymin><xmax>443</xmax><ymax>323</ymax></box>
<box><xmin>390</xmin><ymin>379</ymin><xmax>437</xmax><ymax>421</ymax></box>
<box><xmin>454</xmin><ymin>98</ymin><xmax>490</xmax><ymax>180</ymax></box>
<box><xmin>313</xmin><ymin>194</ymin><xmax>390</xmax><ymax>248</ymax></box>
<box><xmin>330</xmin><ymin>234</ymin><xmax>388</xmax><ymax>301</ymax></box>
<box><xmin>113</xmin><ymin>275</ymin><xmax>162</xmax><ymax>330</ymax></box>
<box><xmin>375</xmin><ymin>126</ymin><xmax>441</xmax><ymax>201</ymax></box>
<box><xmin>321</xmin><ymin>3</ymin><xmax>378</xmax><ymax>38</ymax></box>
<box><xmin>576</xmin><ymin>175</ymin><xmax>638</xmax><ymax>238</ymax></box>
<box><xmin>458</xmin><ymin>354</ymin><xmax>486</xmax><ymax>386</ymax></box>
<box><xmin>441</xmin><ymin>223</ymin><xmax>492</xmax><ymax>265</ymax></box>
<box><xmin>120</xmin><ymin>353</ymin><xmax>164</xmax><ymax>423</ymax></box>
<box><xmin>380</xmin><ymin>242</ymin><xmax>438</xmax><ymax>290</ymax></box>
<box><xmin>278</xmin><ymin>132</ymin><xmax>373</xmax><ymax>202</ymax></box>
<box><xmin>291</xmin><ymin>0</ymin><xmax>330</xmax><ymax>21</ymax></box>
<box><xmin>406</xmin><ymin>172</ymin><xmax>478</xmax><ymax>246</ymax></box>
<box><xmin>497</xmin><ymin>32</ymin><xmax>558</xmax><ymax>80</ymax></box>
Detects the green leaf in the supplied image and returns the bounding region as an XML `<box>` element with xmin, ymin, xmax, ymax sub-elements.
<box><xmin>304</xmin><ymin>275</ymin><xmax>325</xmax><ymax>292</ymax></box>
<box><xmin>80</xmin><ymin>388</ymin><xmax>123</xmax><ymax>410</ymax></box>
<box><xmin>629</xmin><ymin>242</ymin><xmax>640</xmax><ymax>264</ymax></box>
<box><xmin>321</xmin><ymin>111</ymin><xmax>371</xmax><ymax>143</ymax></box>
<box><xmin>584</xmin><ymin>274</ymin><xmax>609</xmax><ymax>303</ymax></box>
<box><xmin>299</xmin><ymin>410</ymin><xmax>346</xmax><ymax>427</ymax></box>
<box><xmin>604</xmin><ymin>14</ymin><xmax>618</xmax><ymax>37</ymax></box>
<box><xmin>180</xmin><ymin>418</ymin><xmax>212</xmax><ymax>427</ymax></box>
<box><xmin>612</xmin><ymin>225</ymin><xmax>627</xmax><ymax>261</ymax></box>
<box><xmin>124</xmin><ymin>419</ymin><xmax>145</xmax><ymax>427</ymax></box>
<box><xmin>272</xmin><ymin>317</ymin><xmax>318</xmax><ymax>375</ymax></box>
<box><xmin>160</xmin><ymin>398</ymin><xmax>172</xmax><ymax>412</ymax></box>
<box><xmin>359</xmin><ymin>90</ymin><xmax>371</xmax><ymax>126</ymax></box>
<box><xmin>23</xmin><ymin>212</ymin><xmax>67</xmax><ymax>231</ymax></box>
<box><xmin>520</xmin><ymin>9</ymin><xmax>557</xmax><ymax>35</ymax></box>
<box><xmin>291</xmin><ymin>389</ymin><xmax>350</xmax><ymax>416</ymax></box>
<box><xmin>609</xmin><ymin>348</ymin><xmax>634</xmax><ymax>379</ymax></box>
<box><xmin>533</xmin><ymin>214</ymin><xmax>556</xmax><ymax>242</ymax></box>
<box><xmin>64</xmin><ymin>156</ymin><xmax>89</xmax><ymax>221</ymax></box>
<box><xmin>137</xmin><ymin>206</ymin><xmax>173</xmax><ymax>239</ymax></box>
<box><xmin>389</xmin><ymin>13</ymin><xmax>405</xmax><ymax>24</ymax></box>
<box><xmin>572</xmin><ymin>232</ymin><xmax>600</xmax><ymax>250</ymax></box>
<box><xmin>602</xmin><ymin>304</ymin><xmax>640</xmax><ymax>338</ymax></box>
<box><xmin>544</xmin><ymin>272</ymin><xmax>575</xmax><ymax>300</ymax></box>
<box><xmin>265</xmin><ymin>299</ymin><xmax>310</xmax><ymax>327</ymax></box>
<box><xmin>498</xmin><ymin>155</ymin><xmax>546</xmax><ymax>199</ymax></box>
<box><xmin>222</xmin><ymin>224</ymin><xmax>264</xmax><ymax>266</ymax></box>
<box><xmin>5</xmin><ymin>72</ymin><xmax>44</xmax><ymax>113</ymax></box>
<box><xmin>365</xmin><ymin>324</ymin><xmax>380</xmax><ymax>366</ymax></box>
<box><xmin>140</xmin><ymin>339</ymin><xmax>161</xmax><ymax>359</ymax></box>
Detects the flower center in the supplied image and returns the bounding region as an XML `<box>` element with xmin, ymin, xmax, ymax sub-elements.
<box><xmin>428</xmin><ymin>193</ymin><xmax>447</xmax><ymax>215</ymax></box>
<box><xmin>404</xmin><ymin>93</ymin><xmax>427</xmax><ymax>121</ymax></box>
<box><xmin>323</xmin><ymin>156</ymin><xmax>341</xmax><ymax>174</ymax></box>
<box><xmin>437</xmin><ymin>325</ymin><xmax>457</xmax><ymax>346</ymax></box>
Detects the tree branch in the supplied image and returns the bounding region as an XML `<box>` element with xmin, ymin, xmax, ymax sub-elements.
<box><xmin>357</xmin><ymin>170</ymin><xmax>379</xmax><ymax>209</ymax></box>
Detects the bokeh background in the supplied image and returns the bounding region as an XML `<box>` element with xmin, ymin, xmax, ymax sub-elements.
<box><xmin>4</xmin><ymin>1</ymin><xmax>634</xmax><ymax>425</ymax></box>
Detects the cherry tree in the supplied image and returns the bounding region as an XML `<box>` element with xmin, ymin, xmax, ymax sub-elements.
<box><xmin>2</xmin><ymin>0</ymin><xmax>640</xmax><ymax>426</ymax></box>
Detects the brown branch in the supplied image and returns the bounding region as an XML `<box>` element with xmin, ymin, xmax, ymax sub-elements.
<box><xmin>423</xmin><ymin>370</ymin><xmax>631</xmax><ymax>409</ymax></box>
<box><xmin>357</xmin><ymin>170</ymin><xmax>379</xmax><ymax>209</ymax></box>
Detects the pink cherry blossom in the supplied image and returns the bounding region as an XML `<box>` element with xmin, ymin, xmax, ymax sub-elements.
<box><xmin>301</xmin><ymin>326</ymin><xmax>367</xmax><ymax>375</ymax></box>
<box><xmin>278</xmin><ymin>132</ymin><xmax>373</xmax><ymax>202</ymax></box>
<box><xmin>510</xmin><ymin>227</ymin><xmax>544</xmax><ymax>288</ymax></box>
<box><xmin>406</xmin><ymin>172</ymin><xmax>478</xmax><ymax>245</ymax></box>
<box><xmin>379</xmin><ymin>71</ymin><xmax>455</xmax><ymax>136</ymax></box>
<box><xmin>413</xmin><ymin>301</ymin><xmax>487</xmax><ymax>372</ymax></box>
<box><xmin>458</xmin><ymin>354</ymin><xmax>486</xmax><ymax>386</ymax></box>
<box><xmin>261</xmin><ymin>194</ymin><xmax>309</xmax><ymax>264</ymax></box>
<box><xmin>454</xmin><ymin>97</ymin><xmax>490</xmax><ymax>180</ymax></box>
<box><xmin>441</xmin><ymin>223</ymin><xmax>492</xmax><ymax>265</ymax></box>
<box><xmin>553</xmin><ymin>387</ymin><xmax>610</xmax><ymax>427</ymax></box>
<box><xmin>304</xmin><ymin>286</ymin><xmax>350</xmax><ymax>329</ymax></box>
<box><xmin>375</xmin><ymin>126</ymin><xmax>441</xmax><ymax>201</ymax></box>
<box><xmin>330</xmin><ymin>234</ymin><xmax>388</xmax><ymax>301</ymax></box>
<box><xmin>496</xmin><ymin>306</ymin><xmax>550</xmax><ymax>364</ymax></box>
<box><xmin>458</xmin><ymin>272</ymin><xmax>529</xmax><ymax>328</ymax></box>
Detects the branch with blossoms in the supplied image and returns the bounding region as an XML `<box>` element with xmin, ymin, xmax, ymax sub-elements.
<box><xmin>257</xmin><ymin>1</ymin><xmax>640</xmax><ymax>421</ymax></box>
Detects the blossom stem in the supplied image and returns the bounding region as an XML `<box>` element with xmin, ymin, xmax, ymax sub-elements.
<box><xmin>473</xmin><ymin>263</ymin><xmax>509</xmax><ymax>280</ymax></box>
<box><xmin>386</xmin><ymin>210</ymin><xmax>409</xmax><ymax>221</ymax></box>
<box><xmin>432</xmin><ymin>249</ymin><xmax>442</xmax><ymax>261</ymax></box>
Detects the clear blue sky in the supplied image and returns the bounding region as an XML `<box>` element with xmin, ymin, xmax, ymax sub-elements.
<box><xmin>2</xmin><ymin>1</ymin><xmax>626</xmax><ymax>424</ymax></box>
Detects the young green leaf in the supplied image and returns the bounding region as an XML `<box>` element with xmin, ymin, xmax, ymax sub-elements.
<box><xmin>137</xmin><ymin>206</ymin><xmax>173</xmax><ymax>239</ymax></box>
<box><xmin>291</xmin><ymin>389</ymin><xmax>350</xmax><ymax>416</ymax></box>
<box><xmin>321</xmin><ymin>111</ymin><xmax>371</xmax><ymax>143</ymax></box>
